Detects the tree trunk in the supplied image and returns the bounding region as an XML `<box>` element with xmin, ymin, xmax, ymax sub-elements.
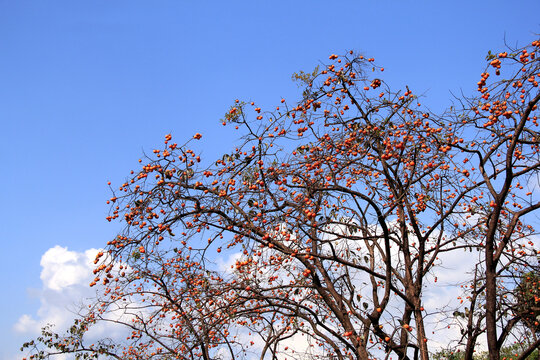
<box><xmin>414</xmin><ymin>308</ymin><xmax>429</xmax><ymax>360</ymax></box>
<box><xmin>485</xmin><ymin>253</ymin><xmax>499</xmax><ymax>360</ymax></box>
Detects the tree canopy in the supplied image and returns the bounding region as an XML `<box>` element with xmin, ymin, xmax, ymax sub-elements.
<box><xmin>22</xmin><ymin>39</ymin><xmax>540</xmax><ymax>360</ymax></box>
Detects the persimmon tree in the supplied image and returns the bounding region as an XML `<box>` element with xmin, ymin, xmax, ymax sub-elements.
<box><xmin>22</xmin><ymin>39</ymin><xmax>540</xmax><ymax>360</ymax></box>
<box><xmin>436</xmin><ymin>41</ymin><xmax>540</xmax><ymax>360</ymax></box>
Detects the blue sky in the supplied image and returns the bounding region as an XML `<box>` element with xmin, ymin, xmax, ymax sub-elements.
<box><xmin>1</xmin><ymin>1</ymin><xmax>538</xmax><ymax>359</ymax></box>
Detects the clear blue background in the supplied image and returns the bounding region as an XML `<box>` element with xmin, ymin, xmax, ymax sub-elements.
<box><xmin>1</xmin><ymin>1</ymin><xmax>538</xmax><ymax>358</ymax></box>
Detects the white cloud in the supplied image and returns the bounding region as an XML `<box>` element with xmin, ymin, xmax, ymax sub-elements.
<box><xmin>217</xmin><ymin>250</ymin><xmax>243</xmax><ymax>273</ymax></box>
<box><xmin>14</xmin><ymin>245</ymin><xmax>100</xmax><ymax>335</ymax></box>
<box><xmin>15</xmin><ymin>244</ymin><xmax>150</xmax><ymax>360</ymax></box>
<box><xmin>40</xmin><ymin>246</ymin><xmax>99</xmax><ymax>291</ymax></box>
<box><xmin>13</xmin><ymin>314</ymin><xmax>39</xmax><ymax>333</ymax></box>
